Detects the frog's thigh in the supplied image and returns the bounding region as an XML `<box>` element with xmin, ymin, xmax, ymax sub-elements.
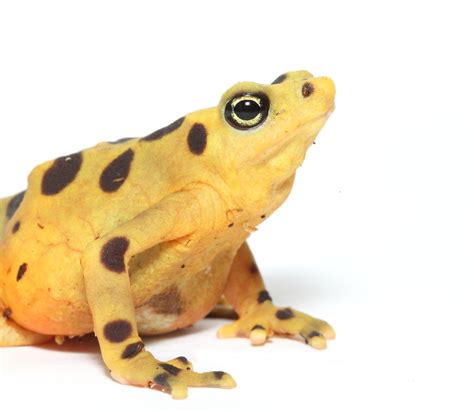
<box><xmin>0</xmin><ymin>195</ymin><xmax>52</xmax><ymax>345</ymax></box>
<box><xmin>0</xmin><ymin>307</ymin><xmax>52</xmax><ymax>346</ymax></box>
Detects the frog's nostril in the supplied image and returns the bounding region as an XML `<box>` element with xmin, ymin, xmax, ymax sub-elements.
<box><xmin>301</xmin><ymin>82</ymin><xmax>314</xmax><ymax>98</ymax></box>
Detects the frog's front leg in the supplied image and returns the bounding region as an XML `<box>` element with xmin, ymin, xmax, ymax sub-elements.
<box><xmin>218</xmin><ymin>242</ymin><xmax>335</xmax><ymax>349</ymax></box>
<box><xmin>82</xmin><ymin>187</ymin><xmax>235</xmax><ymax>399</ymax></box>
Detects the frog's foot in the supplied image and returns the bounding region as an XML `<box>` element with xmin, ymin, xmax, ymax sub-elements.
<box><xmin>217</xmin><ymin>302</ymin><xmax>335</xmax><ymax>349</ymax></box>
<box><xmin>110</xmin><ymin>350</ymin><xmax>236</xmax><ymax>399</ymax></box>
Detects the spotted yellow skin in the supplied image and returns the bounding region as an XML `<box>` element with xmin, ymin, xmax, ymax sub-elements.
<box><xmin>0</xmin><ymin>71</ymin><xmax>336</xmax><ymax>398</ymax></box>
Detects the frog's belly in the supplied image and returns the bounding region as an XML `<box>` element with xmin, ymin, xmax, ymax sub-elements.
<box><xmin>133</xmin><ymin>247</ymin><xmax>237</xmax><ymax>335</ymax></box>
<box><xmin>2</xmin><ymin>232</ymin><xmax>240</xmax><ymax>336</ymax></box>
<box><xmin>134</xmin><ymin>270</ymin><xmax>227</xmax><ymax>336</ymax></box>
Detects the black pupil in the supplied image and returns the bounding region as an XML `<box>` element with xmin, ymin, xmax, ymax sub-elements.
<box><xmin>234</xmin><ymin>100</ymin><xmax>261</xmax><ymax>120</ymax></box>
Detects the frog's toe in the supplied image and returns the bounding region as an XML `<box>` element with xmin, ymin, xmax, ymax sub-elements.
<box><xmin>179</xmin><ymin>370</ymin><xmax>236</xmax><ymax>390</ymax></box>
<box><xmin>217</xmin><ymin>322</ymin><xmax>239</xmax><ymax>339</ymax></box>
<box><xmin>165</xmin><ymin>355</ymin><xmax>193</xmax><ymax>371</ymax></box>
<box><xmin>151</xmin><ymin>372</ymin><xmax>188</xmax><ymax>399</ymax></box>
<box><xmin>273</xmin><ymin>308</ymin><xmax>335</xmax><ymax>349</ymax></box>
<box><xmin>296</xmin><ymin>311</ymin><xmax>335</xmax><ymax>340</ymax></box>
<box><xmin>218</xmin><ymin>321</ymin><xmax>271</xmax><ymax>345</ymax></box>
<box><xmin>248</xmin><ymin>324</ymin><xmax>271</xmax><ymax>345</ymax></box>
<box><xmin>300</xmin><ymin>329</ymin><xmax>327</xmax><ymax>349</ymax></box>
<box><xmin>152</xmin><ymin>368</ymin><xmax>236</xmax><ymax>399</ymax></box>
<box><xmin>218</xmin><ymin>317</ymin><xmax>275</xmax><ymax>346</ymax></box>
<box><xmin>308</xmin><ymin>316</ymin><xmax>336</xmax><ymax>340</ymax></box>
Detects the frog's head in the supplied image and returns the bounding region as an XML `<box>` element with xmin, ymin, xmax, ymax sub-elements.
<box><xmin>163</xmin><ymin>70</ymin><xmax>334</xmax><ymax>210</ymax></box>
<box><xmin>199</xmin><ymin>71</ymin><xmax>335</xmax><ymax>189</ymax></box>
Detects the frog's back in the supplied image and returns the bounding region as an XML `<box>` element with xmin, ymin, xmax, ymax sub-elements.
<box><xmin>2</xmin><ymin>127</ymin><xmax>196</xmax><ymax>244</ymax></box>
<box><xmin>0</xmin><ymin>126</ymin><xmax>189</xmax><ymax>335</ymax></box>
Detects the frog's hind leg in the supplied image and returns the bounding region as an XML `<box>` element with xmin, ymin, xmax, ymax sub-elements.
<box><xmin>206</xmin><ymin>297</ymin><xmax>238</xmax><ymax>320</ymax></box>
<box><xmin>0</xmin><ymin>270</ymin><xmax>52</xmax><ymax>346</ymax></box>
<box><xmin>0</xmin><ymin>194</ymin><xmax>14</xmax><ymax>231</ymax></box>
<box><xmin>0</xmin><ymin>306</ymin><xmax>53</xmax><ymax>347</ymax></box>
<box><xmin>218</xmin><ymin>242</ymin><xmax>335</xmax><ymax>348</ymax></box>
<box><xmin>0</xmin><ymin>196</ymin><xmax>52</xmax><ymax>347</ymax></box>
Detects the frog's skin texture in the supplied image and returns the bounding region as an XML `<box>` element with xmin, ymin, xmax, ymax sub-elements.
<box><xmin>0</xmin><ymin>71</ymin><xmax>336</xmax><ymax>399</ymax></box>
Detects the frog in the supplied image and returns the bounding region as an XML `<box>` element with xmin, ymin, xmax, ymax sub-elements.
<box><xmin>0</xmin><ymin>70</ymin><xmax>336</xmax><ymax>399</ymax></box>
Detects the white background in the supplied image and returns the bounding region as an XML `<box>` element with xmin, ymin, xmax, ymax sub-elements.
<box><xmin>1</xmin><ymin>0</ymin><xmax>473</xmax><ymax>411</ymax></box>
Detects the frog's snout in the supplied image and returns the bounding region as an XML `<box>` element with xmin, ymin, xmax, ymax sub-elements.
<box><xmin>303</xmin><ymin>76</ymin><xmax>336</xmax><ymax>111</ymax></box>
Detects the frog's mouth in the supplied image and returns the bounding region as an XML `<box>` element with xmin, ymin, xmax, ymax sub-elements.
<box><xmin>251</xmin><ymin>107</ymin><xmax>334</xmax><ymax>167</ymax></box>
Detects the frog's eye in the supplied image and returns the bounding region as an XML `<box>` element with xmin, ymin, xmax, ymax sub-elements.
<box><xmin>224</xmin><ymin>93</ymin><xmax>270</xmax><ymax>130</ymax></box>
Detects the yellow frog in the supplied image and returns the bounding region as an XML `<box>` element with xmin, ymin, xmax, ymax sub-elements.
<box><xmin>0</xmin><ymin>71</ymin><xmax>336</xmax><ymax>399</ymax></box>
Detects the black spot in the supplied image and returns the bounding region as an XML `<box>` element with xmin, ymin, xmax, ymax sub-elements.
<box><xmin>261</xmin><ymin>214</ymin><xmax>266</xmax><ymax>219</ymax></box>
<box><xmin>308</xmin><ymin>330</ymin><xmax>322</xmax><ymax>339</ymax></box>
<box><xmin>181</xmin><ymin>264</ymin><xmax>185</xmax><ymax>269</ymax></box>
<box><xmin>103</xmin><ymin>319</ymin><xmax>132</xmax><ymax>343</ymax></box>
<box><xmin>109</xmin><ymin>137</ymin><xmax>134</xmax><ymax>145</ymax></box>
<box><xmin>16</xmin><ymin>263</ymin><xmax>28</xmax><ymax>281</ymax></box>
<box><xmin>257</xmin><ymin>290</ymin><xmax>272</xmax><ymax>304</ymax></box>
<box><xmin>2</xmin><ymin>307</ymin><xmax>12</xmax><ymax>319</ymax></box>
<box><xmin>249</xmin><ymin>262</ymin><xmax>259</xmax><ymax>274</ymax></box>
<box><xmin>41</xmin><ymin>152</ymin><xmax>82</xmax><ymax>195</ymax></box>
<box><xmin>213</xmin><ymin>371</ymin><xmax>225</xmax><ymax>380</ymax></box>
<box><xmin>251</xmin><ymin>324</ymin><xmax>265</xmax><ymax>331</ymax></box>
<box><xmin>147</xmin><ymin>285</ymin><xmax>183</xmax><ymax>315</ymax></box>
<box><xmin>276</xmin><ymin>308</ymin><xmax>295</xmax><ymax>320</ymax></box>
<box><xmin>187</xmin><ymin>123</ymin><xmax>207</xmax><ymax>155</ymax></box>
<box><xmin>303</xmin><ymin>330</ymin><xmax>323</xmax><ymax>344</ymax></box>
<box><xmin>228</xmin><ymin>223</ymin><xmax>234</xmax><ymax>228</ymax></box>
<box><xmin>271</xmin><ymin>73</ymin><xmax>287</xmax><ymax>84</ymax></box>
<box><xmin>160</xmin><ymin>363</ymin><xmax>181</xmax><ymax>376</ymax></box>
<box><xmin>176</xmin><ymin>356</ymin><xmax>188</xmax><ymax>364</ymax></box>
<box><xmin>101</xmin><ymin>237</ymin><xmax>130</xmax><ymax>273</ymax></box>
<box><xmin>99</xmin><ymin>148</ymin><xmax>134</xmax><ymax>193</ymax></box>
<box><xmin>6</xmin><ymin>191</ymin><xmax>25</xmax><ymax>219</ymax></box>
<box><xmin>142</xmin><ymin>117</ymin><xmax>185</xmax><ymax>142</ymax></box>
<box><xmin>302</xmin><ymin>82</ymin><xmax>314</xmax><ymax>98</ymax></box>
<box><xmin>153</xmin><ymin>373</ymin><xmax>171</xmax><ymax>389</ymax></box>
<box><xmin>12</xmin><ymin>221</ymin><xmax>21</xmax><ymax>234</ymax></box>
<box><xmin>121</xmin><ymin>341</ymin><xmax>144</xmax><ymax>359</ymax></box>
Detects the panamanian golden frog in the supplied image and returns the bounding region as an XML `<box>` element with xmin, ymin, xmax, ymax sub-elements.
<box><xmin>0</xmin><ymin>71</ymin><xmax>336</xmax><ymax>399</ymax></box>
